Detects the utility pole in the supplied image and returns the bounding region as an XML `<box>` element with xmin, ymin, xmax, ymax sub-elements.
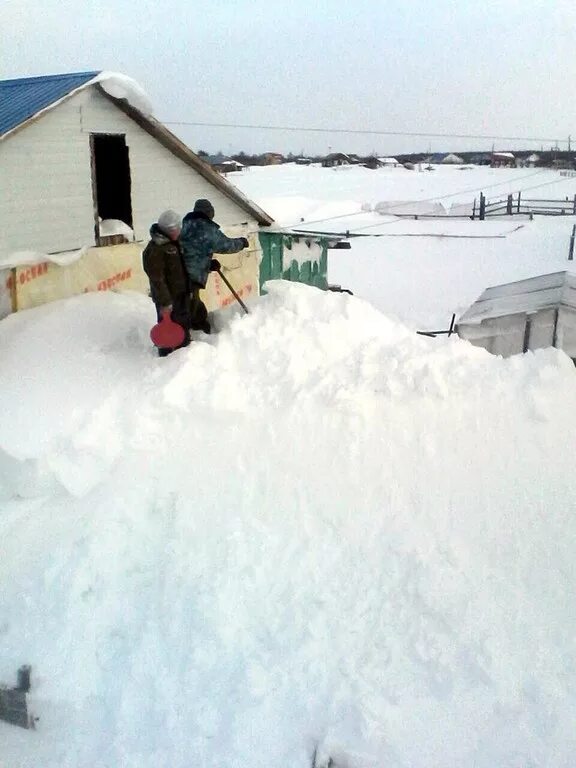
<box><xmin>569</xmin><ymin>135</ymin><xmax>572</xmax><ymax>152</ymax></box>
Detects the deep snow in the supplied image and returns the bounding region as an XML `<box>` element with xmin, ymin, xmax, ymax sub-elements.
<box><xmin>231</xmin><ymin>164</ymin><xmax>576</xmax><ymax>328</ymax></box>
<box><xmin>1</xmin><ymin>284</ymin><xmax>576</xmax><ymax>767</ymax></box>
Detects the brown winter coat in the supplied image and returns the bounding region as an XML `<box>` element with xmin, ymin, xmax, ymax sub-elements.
<box><xmin>142</xmin><ymin>225</ymin><xmax>189</xmax><ymax>308</ymax></box>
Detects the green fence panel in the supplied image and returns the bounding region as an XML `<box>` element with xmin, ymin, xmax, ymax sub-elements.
<box><xmin>258</xmin><ymin>232</ymin><xmax>328</xmax><ymax>291</ymax></box>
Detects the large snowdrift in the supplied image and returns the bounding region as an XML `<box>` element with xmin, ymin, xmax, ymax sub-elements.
<box><xmin>1</xmin><ymin>284</ymin><xmax>576</xmax><ymax>767</ymax></box>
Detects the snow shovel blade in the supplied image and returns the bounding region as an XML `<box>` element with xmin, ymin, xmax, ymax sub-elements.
<box><xmin>150</xmin><ymin>312</ymin><xmax>186</xmax><ymax>348</ymax></box>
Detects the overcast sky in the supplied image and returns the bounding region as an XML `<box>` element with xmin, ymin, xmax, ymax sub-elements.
<box><xmin>2</xmin><ymin>0</ymin><xmax>575</xmax><ymax>156</ymax></box>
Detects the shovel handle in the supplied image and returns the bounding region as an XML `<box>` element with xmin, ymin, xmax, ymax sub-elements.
<box><xmin>217</xmin><ymin>269</ymin><xmax>249</xmax><ymax>314</ymax></box>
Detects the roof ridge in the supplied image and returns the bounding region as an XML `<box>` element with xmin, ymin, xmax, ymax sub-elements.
<box><xmin>0</xmin><ymin>71</ymin><xmax>100</xmax><ymax>87</ymax></box>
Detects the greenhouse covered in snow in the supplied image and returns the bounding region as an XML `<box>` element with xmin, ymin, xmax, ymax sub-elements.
<box><xmin>457</xmin><ymin>270</ymin><xmax>576</xmax><ymax>359</ymax></box>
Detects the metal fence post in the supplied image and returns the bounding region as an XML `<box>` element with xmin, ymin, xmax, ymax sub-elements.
<box><xmin>479</xmin><ymin>192</ymin><xmax>486</xmax><ymax>221</ymax></box>
<box><xmin>569</xmin><ymin>224</ymin><xmax>576</xmax><ymax>261</ymax></box>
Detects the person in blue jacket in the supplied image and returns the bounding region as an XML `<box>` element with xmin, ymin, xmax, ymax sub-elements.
<box><xmin>180</xmin><ymin>199</ymin><xmax>249</xmax><ymax>333</ymax></box>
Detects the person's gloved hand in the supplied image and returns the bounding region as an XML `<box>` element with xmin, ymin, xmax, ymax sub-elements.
<box><xmin>239</xmin><ymin>237</ymin><xmax>249</xmax><ymax>249</ymax></box>
<box><xmin>210</xmin><ymin>259</ymin><xmax>221</xmax><ymax>272</ymax></box>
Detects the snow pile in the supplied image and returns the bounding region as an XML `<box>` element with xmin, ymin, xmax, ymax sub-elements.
<box><xmin>1</xmin><ymin>283</ymin><xmax>576</xmax><ymax>767</ymax></box>
<box><xmin>93</xmin><ymin>71</ymin><xmax>154</xmax><ymax>116</ymax></box>
<box><xmin>0</xmin><ymin>246</ymin><xmax>89</xmax><ymax>270</ymax></box>
<box><xmin>375</xmin><ymin>200</ymin><xmax>448</xmax><ymax>216</ymax></box>
<box><xmin>99</xmin><ymin>218</ymin><xmax>135</xmax><ymax>239</ymax></box>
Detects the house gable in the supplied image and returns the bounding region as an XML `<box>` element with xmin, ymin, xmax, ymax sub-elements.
<box><xmin>0</xmin><ymin>78</ymin><xmax>272</xmax><ymax>260</ymax></box>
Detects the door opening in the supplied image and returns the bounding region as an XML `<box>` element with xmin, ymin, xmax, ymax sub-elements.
<box><xmin>90</xmin><ymin>134</ymin><xmax>133</xmax><ymax>245</ymax></box>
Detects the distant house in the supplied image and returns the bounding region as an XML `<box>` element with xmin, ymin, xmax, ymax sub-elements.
<box><xmin>469</xmin><ymin>153</ymin><xmax>492</xmax><ymax>166</ymax></box>
<box><xmin>491</xmin><ymin>152</ymin><xmax>515</xmax><ymax>168</ymax></box>
<box><xmin>222</xmin><ymin>159</ymin><xmax>244</xmax><ymax>172</ymax></box>
<box><xmin>205</xmin><ymin>157</ymin><xmax>245</xmax><ymax>174</ymax></box>
<box><xmin>322</xmin><ymin>152</ymin><xmax>353</xmax><ymax>168</ymax></box>
<box><xmin>552</xmin><ymin>157</ymin><xmax>576</xmax><ymax>171</ymax></box>
<box><xmin>442</xmin><ymin>153</ymin><xmax>465</xmax><ymax>165</ymax></box>
<box><xmin>458</xmin><ymin>271</ymin><xmax>576</xmax><ymax>360</ymax></box>
<box><xmin>362</xmin><ymin>156</ymin><xmax>383</xmax><ymax>170</ymax></box>
<box><xmin>378</xmin><ymin>156</ymin><xmax>402</xmax><ymax>168</ymax></box>
<box><xmin>263</xmin><ymin>152</ymin><xmax>284</xmax><ymax>165</ymax></box>
<box><xmin>204</xmin><ymin>153</ymin><xmax>230</xmax><ymax>172</ymax></box>
<box><xmin>522</xmin><ymin>153</ymin><xmax>540</xmax><ymax>168</ymax></box>
<box><xmin>294</xmin><ymin>157</ymin><xmax>313</xmax><ymax>165</ymax></box>
<box><xmin>0</xmin><ymin>71</ymin><xmax>273</xmax><ymax>319</ymax></box>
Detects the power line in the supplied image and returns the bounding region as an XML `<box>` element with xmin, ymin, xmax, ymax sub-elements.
<box><xmin>277</xmin><ymin>168</ymin><xmax>549</xmax><ymax>232</ymax></box>
<box><xmin>162</xmin><ymin>119</ymin><xmax>570</xmax><ymax>146</ymax></box>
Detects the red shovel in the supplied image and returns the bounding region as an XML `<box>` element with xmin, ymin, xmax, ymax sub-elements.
<box><xmin>150</xmin><ymin>310</ymin><xmax>186</xmax><ymax>349</ymax></box>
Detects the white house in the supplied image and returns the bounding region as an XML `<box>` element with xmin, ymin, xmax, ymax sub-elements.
<box><xmin>520</xmin><ymin>153</ymin><xmax>540</xmax><ymax>168</ymax></box>
<box><xmin>491</xmin><ymin>151</ymin><xmax>515</xmax><ymax>168</ymax></box>
<box><xmin>0</xmin><ymin>71</ymin><xmax>274</xmax><ymax>318</ymax></box>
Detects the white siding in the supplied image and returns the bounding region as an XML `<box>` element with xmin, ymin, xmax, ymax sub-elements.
<box><xmin>0</xmin><ymin>99</ymin><xmax>95</xmax><ymax>257</ymax></box>
<box><xmin>0</xmin><ymin>87</ymin><xmax>259</xmax><ymax>260</ymax></box>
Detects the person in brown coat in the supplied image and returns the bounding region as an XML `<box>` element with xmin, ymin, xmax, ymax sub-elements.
<box><xmin>142</xmin><ymin>210</ymin><xmax>190</xmax><ymax>356</ymax></box>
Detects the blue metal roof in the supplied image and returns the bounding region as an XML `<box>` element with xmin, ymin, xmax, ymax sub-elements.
<box><xmin>0</xmin><ymin>71</ymin><xmax>100</xmax><ymax>137</ymax></box>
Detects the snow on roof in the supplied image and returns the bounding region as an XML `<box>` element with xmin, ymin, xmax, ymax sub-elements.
<box><xmin>93</xmin><ymin>71</ymin><xmax>154</xmax><ymax>116</ymax></box>
<box><xmin>458</xmin><ymin>270</ymin><xmax>576</xmax><ymax>324</ymax></box>
<box><xmin>0</xmin><ymin>71</ymin><xmax>154</xmax><ymax>139</ymax></box>
<box><xmin>493</xmin><ymin>151</ymin><xmax>515</xmax><ymax>158</ymax></box>
<box><xmin>378</xmin><ymin>157</ymin><xmax>401</xmax><ymax>164</ymax></box>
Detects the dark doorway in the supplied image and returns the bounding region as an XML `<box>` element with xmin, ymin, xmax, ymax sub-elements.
<box><xmin>90</xmin><ymin>134</ymin><xmax>133</xmax><ymax>245</ymax></box>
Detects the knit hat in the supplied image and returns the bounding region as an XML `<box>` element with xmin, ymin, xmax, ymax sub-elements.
<box><xmin>157</xmin><ymin>209</ymin><xmax>182</xmax><ymax>234</ymax></box>
<box><xmin>193</xmin><ymin>199</ymin><xmax>215</xmax><ymax>219</ymax></box>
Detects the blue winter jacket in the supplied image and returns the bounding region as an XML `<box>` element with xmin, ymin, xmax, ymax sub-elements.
<box><xmin>180</xmin><ymin>211</ymin><xmax>247</xmax><ymax>287</ymax></box>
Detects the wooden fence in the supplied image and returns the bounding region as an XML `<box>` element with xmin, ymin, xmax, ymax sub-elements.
<box><xmin>474</xmin><ymin>192</ymin><xmax>576</xmax><ymax>220</ymax></box>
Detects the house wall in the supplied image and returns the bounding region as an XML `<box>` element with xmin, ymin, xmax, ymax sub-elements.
<box><xmin>0</xmin><ymin>87</ymin><xmax>259</xmax><ymax>261</ymax></box>
<box><xmin>9</xmin><ymin>238</ymin><xmax>260</xmax><ymax>316</ymax></box>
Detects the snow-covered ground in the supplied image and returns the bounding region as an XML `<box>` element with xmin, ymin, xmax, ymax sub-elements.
<box><xmin>2</xmin><ymin>284</ymin><xmax>576</xmax><ymax>767</ymax></box>
<box><xmin>232</xmin><ymin>164</ymin><xmax>576</xmax><ymax>328</ymax></box>
<box><xmin>2</xmin><ymin>162</ymin><xmax>576</xmax><ymax>768</ymax></box>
